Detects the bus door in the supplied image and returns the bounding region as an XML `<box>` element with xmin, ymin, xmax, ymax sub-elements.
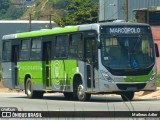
<box><xmin>43</xmin><ymin>42</ymin><xmax>51</xmax><ymax>88</ymax></box>
<box><xmin>85</xmin><ymin>37</ymin><xmax>98</xmax><ymax>91</ymax></box>
<box><xmin>12</xmin><ymin>45</ymin><xmax>19</xmax><ymax>88</ymax></box>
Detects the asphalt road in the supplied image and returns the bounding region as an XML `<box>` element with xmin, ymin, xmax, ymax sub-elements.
<box><xmin>0</xmin><ymin>92</ymin><xmax>160</xmax><ymax>112</ymax></box>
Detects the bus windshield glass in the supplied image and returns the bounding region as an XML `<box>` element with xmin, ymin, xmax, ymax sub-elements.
<box><xmin>100</xmin><ymin>26</ymin><xmax>155</xmax><ymax>70</ymax></box>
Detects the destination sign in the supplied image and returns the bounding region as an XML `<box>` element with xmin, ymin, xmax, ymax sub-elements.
<box><xmin>109</xmin><ymin>27</ymin><xmax>141</xmax><ymax>34</ymax></box>
<box><xmin>100</xmin><ymin>26</ymin><xmax>151</xmax><ymax>34</ymax></box>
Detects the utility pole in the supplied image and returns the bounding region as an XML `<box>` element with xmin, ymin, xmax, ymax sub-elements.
<box><xmin>125</xmin><ymin>0</ymin><xmax>129</xmax><ymax>22</ymax></box>
<box><xmin>29</xmin><ymin>13</ymin><xmax>32</xmax><ymax>31</ymax></box>
<box><xmin>48</xmin><ymin>14</ymin><xmax>53</xmax><ymax>29</ymax></box>
<box><xmin>46</xmin><ymin>14</ymin><xmax>53</xmax><ymax>29</ymax></box>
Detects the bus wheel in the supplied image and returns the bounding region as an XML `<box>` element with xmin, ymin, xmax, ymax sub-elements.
<box><xmin>73</xmin><ymin>81</ymin><xmax>91</xmax><ymax>101</ymax></box>
<box><xmin>25</xmin><ymin>78</ymin><xmax>43</xmax><ymax>99</ymax></box>
<box><xmin>63</xmin><ymin>92</ymin><xmax>73</xmax><ymax>100</ymax></box>
<box><xmin>121</xmin><ymin>92</ymin><xmax>134</xmax><ymax>101</ymax></box>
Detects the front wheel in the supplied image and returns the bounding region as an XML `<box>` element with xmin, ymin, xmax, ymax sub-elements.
<box><xmin>121</xmin><ymin>92</ymin><xmax>134</xmax><ymax>101</ymax></box>
<box><xmin>73</xmin><ymin>81</ymin><xmax>91</xmax><ymax>101</ymax></box>
<box><xmin>25</xmin><ymin>78</ymin><xmax>43</xmax><ymax>99</ymax></box>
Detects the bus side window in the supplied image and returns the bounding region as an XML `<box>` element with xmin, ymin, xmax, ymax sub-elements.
<box><xmin>2</xmin><ymin>41</ymin><xmax>11</xmax><ymax>61</ymax></box>
<box><xmin>20</xmin><ymin>39</ymin><xmax>30</xmax><ymax>60</ymax></box>
<box><xmin>69</xmin><ymin>34</ymin><xmax>83</xmax><ymax>59</ymax></box>
<box><xmin>55</xmin><ymin>35</ymin><xmax>68</xmax><ymax>58</ymax></box>
<box><xmin>30</xmin><ymin>38</ymin><xmax>42</xmax><ymax>60</ymax></box>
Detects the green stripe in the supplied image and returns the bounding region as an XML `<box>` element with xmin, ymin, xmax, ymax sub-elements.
<box><xmin>18</xmin><ymin>60</ymin><xmax>77</xmax><ymax>85</ymax></box>
<box><xmin>17</xmin><ymin>26</ymin><xmax>78</xmax><ymax>38</ymax></box>
<box><xmin>124</xmin><ymin>70</ymin><xmax>153</xmax><ymax>82</ymax></box>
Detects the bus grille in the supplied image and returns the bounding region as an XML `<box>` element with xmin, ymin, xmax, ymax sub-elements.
<box><xmin>116</xmin><ymin>83</ymin><xmax>146</xmax><ymax>90</ymax></box>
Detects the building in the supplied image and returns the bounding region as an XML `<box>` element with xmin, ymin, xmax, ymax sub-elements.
<box><xmin>99</xmin><ymin>0</ymin><xmax>160</xmax><ymax>22</ymax></box>
<box><xmin>133</xmin><ymin>6</ymin><xmax>160</xmax><ymax>25</ymax></box>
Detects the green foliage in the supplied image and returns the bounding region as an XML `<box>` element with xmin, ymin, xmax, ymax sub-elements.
<box><xmin>4</xmin><ymin>6</ymin><xmax>25</xmax><ymax>19</ymax></box>
<box><xmin>0</xmin><ymin>0</ymin><xmax>98</xmax><ymax>25</ymax></box>
<box><xmin>0</xmin><ymin>0</ymin><xmax>11</xmax><ymax>18</ymax></box>
<box><xmin>0</xmin><ymin>0</ymin><xmax>25</xmax><ymax>20</ymax></box>
<box><xmin>54</xmin><ymin>0</ymin><xmax>99</xmax><ymax>26</ymax></box>
<box><xmin>34</xmin><ymin>11</ymin><xmax>42</xmax><ymax>20</ymax></box>
<box><xmin>35</xmin><ymin>0</ymin><xmax>41</xmax><ymax>7</ymax></box>
<box><xmin>48</xmin><ymin>0</ymin><xmax>69</xmax><ymax>9</ymax></box>
<box><xmin>0</xmin><ymin>72</ymin><xmax>1</xmax><ymax>81</ymax></box>
<box><xmin>157</xmin><ymin>72</ymin><xmax>160</xmax><ymax>87</ymax></box>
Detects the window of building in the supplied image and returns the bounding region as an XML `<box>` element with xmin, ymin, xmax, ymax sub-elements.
<box><xmin>69</xmin><ymin>34</ymin><xmax>83</xmax><ymax>59</ymax></box>
<box><xmin>55</xmin><ymin>35</ymin><xmax>68</xmax><ymax>58</ymax></box>
<box><xmin>2</xmin><ymin>41</ymin><xmax>11</xmax><ymax>61</ymax></box>
<box><xmin>20</xmin><ymin>39</ymin><xmax>30</xmax><ymax>60</ymax></box>
<box><xmin>30</xmin><ymin>38</ymin><xmax>42</xmax><ymax>60</ymax></box>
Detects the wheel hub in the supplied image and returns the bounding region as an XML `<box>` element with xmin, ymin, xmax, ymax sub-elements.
<box><xmin>78</xmin><ymin>84</ymin><xmax>85</xmax><ymax>98</ymax></box>
<box><xmin>27</xmin><ymin>82</ymin><xmax>32</xmax><ymax>95</ymax></box>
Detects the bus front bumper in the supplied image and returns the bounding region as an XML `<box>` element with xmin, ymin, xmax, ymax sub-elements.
<box><xmin>98</xmin><ymin>80</ymin><xmax>157</xmax><ymax>93</ymax></box>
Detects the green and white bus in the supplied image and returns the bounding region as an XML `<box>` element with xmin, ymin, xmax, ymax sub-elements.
<box><xmin>1</xmin><ymin>22</ymin><xmax>159</xmax><ymax>101</ymax></box>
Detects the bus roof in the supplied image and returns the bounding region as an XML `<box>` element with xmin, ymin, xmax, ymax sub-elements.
<box><xmin>2</xmin><ymin>22</ymin><xmax>150</xmax><ymax>40</ymax></box>
<box><xmin>2</xmin><ymin>26</ymin><xmax>79</xmax><ymax>40</ymax></box>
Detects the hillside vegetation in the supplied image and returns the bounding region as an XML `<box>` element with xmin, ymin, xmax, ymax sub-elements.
<box><xmin>0</xmin><ymin>0</ymin><xmax>98</xmax><ymax>26</ymax></box>
<box><xmin>0</xmin><ymin>0</ymin><xmax>24</xmax><ymax>19</ymax></box>
<box><xmin>23</xmin><ymin>0</ymin><xmax>98</xmax><ymax>26</ymax></box>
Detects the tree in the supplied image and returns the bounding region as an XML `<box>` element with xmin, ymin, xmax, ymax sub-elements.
<box><xmin>5</xmin><ymin>6</ymin><xmax>25</xmax><ymax>20</ymax></box>
<box><xmin>49</xmin><ymin>0</ymin><xmax>70</xmax><ymax>9</ymax></box>
<box><xmin>0</xmin><ymin>0</ymin><xmax>11</xmax><ymax>18</ymax></box>
<box><xmin>0</xmin><ymin>0</ymin><xmax>25</xmax><ymax>20</ymax></box>
<box><xmin>54</xmin><ymin>0</ymin><xmax>99</xmax><ymax>26</ymax></box>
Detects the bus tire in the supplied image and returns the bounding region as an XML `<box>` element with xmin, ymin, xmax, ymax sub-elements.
<box><xmin>25</xmin><ymin>78</ymin><xmax>43</xmax><ymax>99</ymax></box>
<box><xmin>73</xmin><ymin>80</ymin><xmax>91</xmax><ymax>101</ymax></box>
<box><xmin>121</xmin><ymin>92</ymin><xmax>134</xmax><ymax>101</ymax></box>
<box><xmin>63</xmin><ymin>92</ymin><xmax>73</xmax><ymax>100</ymax></box>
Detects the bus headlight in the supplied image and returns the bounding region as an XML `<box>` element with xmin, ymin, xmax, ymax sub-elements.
<box><xmin>150</xmin><ymin>73</ymin><xmax>156</xmax><ymax>81</ymax></box>
<box><xmin>101</xmin><ymin>71</ymin><xmax>113</xmax><ymax>82</ymax></box>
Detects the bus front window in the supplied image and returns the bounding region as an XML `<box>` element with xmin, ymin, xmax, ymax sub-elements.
<box><xmin>100</xmin><ymin>35</ymin><xmax>155</xmax><ymax>70</ymax></box>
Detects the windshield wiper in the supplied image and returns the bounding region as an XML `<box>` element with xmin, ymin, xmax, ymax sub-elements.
<box><xmin>131</xmin><ymin>36</ymin><xmax>141</xmax><ymax>54</ymax></box>
<box><xmin>128</xmin><ymin>36</ymin><xmax>142</xmax><ymax>68</ymax></box>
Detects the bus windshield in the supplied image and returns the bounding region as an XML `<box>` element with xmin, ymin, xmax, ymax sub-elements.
<box><xmin>100</xmin><ymin>31</ymin><xmax>155</xmax><ymax>70</ymax></box>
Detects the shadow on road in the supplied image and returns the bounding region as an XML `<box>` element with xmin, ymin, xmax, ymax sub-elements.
<box><xmin>9</xmin><ymin>93</ymin><xmax>160</xmax><ymax>103</ymax></box>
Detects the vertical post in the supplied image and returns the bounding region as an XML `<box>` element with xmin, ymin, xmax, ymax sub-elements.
<box><xmin>97</xmin><ymin>0</ymin><xmax>99</xmax><ymax>23</ymax></box>
<box><xmin>104</xmin><ymin>0</ymin><xmax>105</xmax><ymax>21</ymax></box>
<box><xmin>49</xmin><ymin>15</ymin><xmax>52</xmax><ymax>29</ymax></box>
<box><xmin>125</xmin><ymin>0</ymin><xmax>129</xmax><ymax>22</ymax></box>
<box><xmin>147</xmin><ymin>8</ymin><xmax>149</xmax><ymax>24</ymax></box>
<box><xmin>29</xmin><ymin>13</ymin><xmax>32</xmax><ymax>31</ymax></box>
